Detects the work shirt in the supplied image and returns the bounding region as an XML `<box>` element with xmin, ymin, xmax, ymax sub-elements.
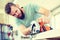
<box><xmin>16</xmin><ymin>4</ymin><xmax>42</xmax><ymax>27</ymax></box>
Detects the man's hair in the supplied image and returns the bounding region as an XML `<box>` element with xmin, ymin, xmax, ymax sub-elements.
<box><xmin>5</xmin><ymin>2</ymin><xmax>16</xmax><ymax>14</ymax></box>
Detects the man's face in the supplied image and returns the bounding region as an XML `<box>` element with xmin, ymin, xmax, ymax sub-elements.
<box><xmin>10</xmin><ymin>5</ymin><xmax>25</xmax><ymax>20</ymax></box>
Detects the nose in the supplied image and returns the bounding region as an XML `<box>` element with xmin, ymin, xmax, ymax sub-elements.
<box><xmin>15</xmin><ymin>13</ymin><xmax>19</xmax><ymax>16</ymax></box>
<box><xmin>13</xmin><ymin>13</ymin><xmax>19</xmax><ymax>17</ymax></box>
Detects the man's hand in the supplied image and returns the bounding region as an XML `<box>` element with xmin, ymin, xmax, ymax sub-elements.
<box><xmin>37</xmin><ymin>16</ymin><xmax>50</xmax><ymax>24</ymax></box>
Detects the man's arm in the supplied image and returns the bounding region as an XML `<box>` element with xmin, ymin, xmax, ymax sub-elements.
<box><xmin>38</xmin><ymin>7</ymin><xmax>50</xmax><ymax>16</ymax></box>
<box><xmin>36</xmin><ymin>7</ymin><xmax>50</xmax><ymax>24</ymax></box>
<box><xmin>18</xmin><ymin>24</ymin><xmax>31</xmax><ymax>35</ymax></box>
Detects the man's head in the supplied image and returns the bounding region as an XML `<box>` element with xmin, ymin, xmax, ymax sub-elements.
<box><xmin>5</xmin><ymin>2</ymin><xmax>25</xmax><ymax>20</ymax></box>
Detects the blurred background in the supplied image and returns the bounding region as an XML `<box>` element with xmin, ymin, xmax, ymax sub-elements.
<box><xmin>0</xmin><ymin>0</ymin><xmax>60</xmax><ymax>40</ymax></box>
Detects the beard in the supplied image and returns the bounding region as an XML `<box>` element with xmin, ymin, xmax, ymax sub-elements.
<box><xmin>18</xmin><ymin>9</ymin><xmax>25</xmax><ymax>20</ymax></box>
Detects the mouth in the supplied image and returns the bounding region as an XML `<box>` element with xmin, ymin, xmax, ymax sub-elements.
<box><xmin>17</xmin><ymin>13</ymin><xmax>21</xmax><ymax>18</ymax></box>
<box><xmin>16</xmin><ymin>9</ymin><xmax>25</xmax><ymax>20</ymax></box>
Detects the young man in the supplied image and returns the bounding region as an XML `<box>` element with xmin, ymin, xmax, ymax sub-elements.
<box><xmin>5</xmin><ymin>2</ymin><xmax>50</xmax><ymax>35</ymax></box>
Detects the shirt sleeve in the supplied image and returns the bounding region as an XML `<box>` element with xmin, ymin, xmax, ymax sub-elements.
<box><xmin>31</xmin><ymin>4</ymin><xmax>42</xmax><ymax>20</ymax></box>
<box><xmin>32</xmin><ymin>4</ymin><xmax>40</xmax><ymax>12</ymax></box>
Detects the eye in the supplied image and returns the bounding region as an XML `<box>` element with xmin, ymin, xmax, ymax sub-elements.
<box><xmin>15</xmin><ymin>10</ymin><xmax>18</xmax><ymax>13</ymax></box>
<box><xmin>12</xmin><ymin>10</ymin><xmax>17</xmax><ymax>16</ymax></box>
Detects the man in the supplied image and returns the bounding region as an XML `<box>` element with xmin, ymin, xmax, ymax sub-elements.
<box><xmin>5</xmin><ymin>2</ymin><xmax>50</xmax><ymax>35</ymax></box>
